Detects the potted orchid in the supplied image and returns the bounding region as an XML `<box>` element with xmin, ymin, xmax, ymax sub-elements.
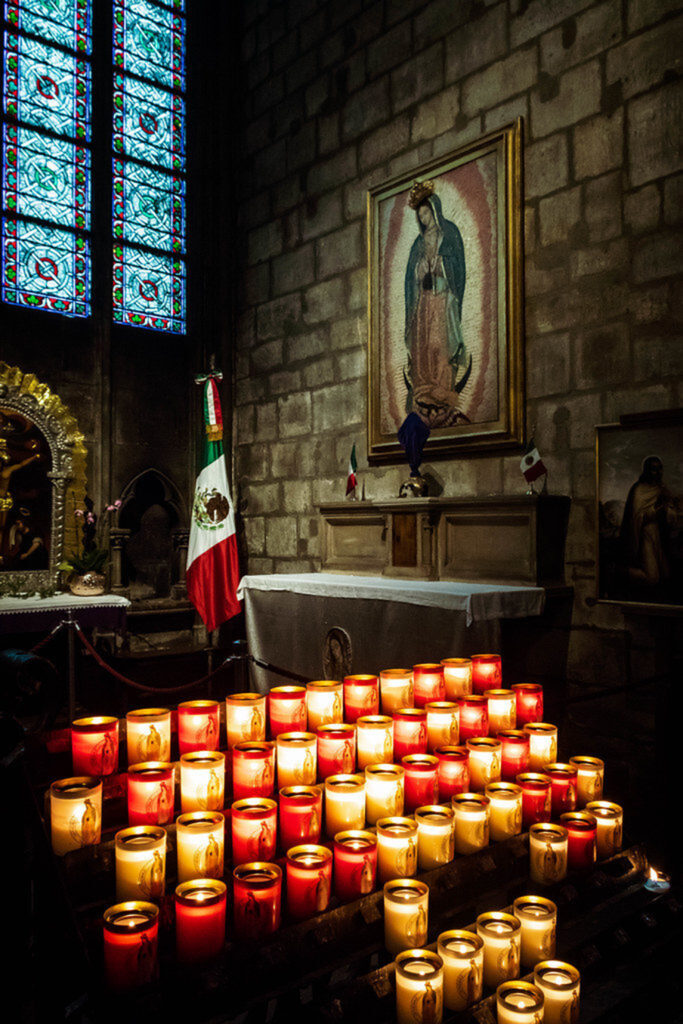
<box><xmin>58</xmin><ymin>497</ymin><xmax>122</xmax><ymax>595</ymax></box>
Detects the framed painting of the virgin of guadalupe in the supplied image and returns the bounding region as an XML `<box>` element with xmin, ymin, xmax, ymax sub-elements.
<box><xmin>367</xmin><ymin>118</ymin><xmax>525</xmax><ymax>462</ymax></box>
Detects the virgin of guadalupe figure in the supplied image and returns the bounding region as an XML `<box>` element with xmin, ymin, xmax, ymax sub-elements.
<box><xmin>404</xmin><ymin>180</ymin><xmax>472</xmax><ymax>428</ymax></box>
<box><xmin>619</xmin><ymin>455</ymin><xmax>679</xmax><ymax>597</ymax></box>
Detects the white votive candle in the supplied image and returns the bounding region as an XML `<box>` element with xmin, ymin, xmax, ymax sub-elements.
<box><xmin>425</xmin><ymin>701</ymin><xmax>459</xmax><ymax>751</ymax></box>
<box><xmin>225</xmin><ymin>693</ymin><xmax>266</xmax><ymax>749</ymax></box>
<box><xmin>179</xmin><ymin>750</ymin><xmax>225</xmax><ymax>812</ymax></box>
<box><xmin>452</xmin><ymin>793</ymin><xmax>490</xmax><ymax>855</ymax></box>
<box><xmin>586</xmin><ymin>800</ymin><xmax>623</xmax><ymax>857</ymax></box>
<box><xmin>415</xmin><ymin>805</ymin><xmax>455</xmax><ymax>870</ymax></box>
<box><xmin>115</xmin><ymin>825</ymin><xmax>166</xmax><ymax>901</ymax></box>
<box><xmin>176</xmin><ymin>811</ymin><xmax>224</xmax><ymax>882</ymax></box>
<box><xmin>384</xmin><ymin>878</ymin><xmax>429</xmax><ymax>954</ymax></box>
<box><xmin>534</xmin><ymin>960</ymin><xmax>580</xmax><ymax>1024</ymax></box>
<box><xmin>395</xmin><ymin>948</ymin><xmax>443</xmax><ymax>1024</ymax></box>
<box><xmin>467</xmin><ymin>737</ymin><xmax>502</xmax><ymax>791</ymax></box>
<box><xmin>376</xmin><ymin>817</ymin><xmax>418</xmax><ymax>882</ymax></box>
<box><xmin>485</xmin><ymin>781</ymin><xmax>523</xmax><ymax>842</ymax></box>
<box><xmin>356</xmin><ymin>715</ymin><xmax>394</xmax><ymax>768</ymax></box>
<box><xmin>365</xmin><ymin>764</ymin><xmax>404</xmax><ymax>824</ymax></box>
<box><xmin>512</xmin><ymin>895</ymin><xmax>557</xmax><ymax>967</ymax></box>
<box><xmin>441</xmin><ymin>658</ymin><xmax>473</xmax><ymax>699</ymax></box>
<box><xmin>126</xmin><ymin>708</ymin><xmax>171</xmax><ymax>765</ymax></box>
<box><xmin>324</xmin><ymin>774</ymin><xmax>365</xmax><ymax>837</ymax></box>
<box><xmin>524</xmin><ymin>723</ymin><xmax>558</xmax><ymax>772</ymax></box>
<box><xmin>276</xmin><ymin>732</ymin><xmax>317</xmax><ymax>787</ymax></box>
<box><xmin>379</xmin><ymin>668</ymin><xmax>414</xmax><ymax>713</ymax></box>
<box><xmin>569</xmin><ymin>755</ymin><xmax>604</xmax><ymax>807</ymax></box>
<box><xmin>486</xmin><ymin>689</ymin><xmax>516</xmax><ymax>735</ymax></box>
<box><xmin>306</xmin><ymin>680</ymin><xmax>343</xmax><ymax>731</ymax></box>
<box><xmin>476</xmin><ymin>911</ymin><xmax>521</xmax><ymax>989</ymax></box>
<box><xmin>529</xmin><ymin>823</ymin><xmax>568</xmax><ymax>886</ymax></box>
<box><xmin>50</xmin><ymin>776</ymin><xmax>102</xmax><ymax>856</ymax></box>
<box><xmin>437</xmin><ymin>929</ymin><xmax>483</xmax><ymax>1011</ymax></box>
<box><xmin>496</xmin><ymin>981</ymin><xmax>544</xmax><ymax>1024</ymax></box>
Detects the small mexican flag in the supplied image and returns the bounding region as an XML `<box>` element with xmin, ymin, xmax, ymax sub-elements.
<box><xmin>520</xmin><ymin>438</ymin><xmax>547</xmax><ymax>483</ymax></box>
<box><xmin>346</xmin><ymin>443</ymin><xmax>358</xmax><ymax>496</ymax></box>
<box><xmin>186</xmin><ymin>378</ymin><xmax>241</xmax><ymax>631</ymax></box>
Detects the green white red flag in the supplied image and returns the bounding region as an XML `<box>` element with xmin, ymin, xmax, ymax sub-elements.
<box><xmin>346</xmin><ymin>443</ymin><xmax>358</xmax><ymax>496</ymax></box>
<box><xmin>186</xmin><ymin>378</ymin><xmax>241</xmax><ymax>631</ymax></box>
<box><xmin>520</xmin><ymin>438</ymin><xmax>547</xmax><ymax>483</ymax></box>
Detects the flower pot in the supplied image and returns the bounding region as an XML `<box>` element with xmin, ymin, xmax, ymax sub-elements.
<box><xmin>69</xmin><ymin>572</ymin><xmax>106</xmax><ymax>597</ymax></box>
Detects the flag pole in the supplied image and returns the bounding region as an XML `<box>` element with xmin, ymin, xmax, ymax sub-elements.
<box><xmin>194</xmin><ymin>354</ymin><xmax>223</xmax><ymax>679</ymax></box>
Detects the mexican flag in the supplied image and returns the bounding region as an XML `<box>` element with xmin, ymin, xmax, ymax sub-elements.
<box><xmin>186</xmin><ymin>378</ymin><xmax>241</xmax><ymax>631</ymax></box>
<box><xmin>520</xmin><ymin>438</ymin><xmax>547</xmax><ymax>483</ymax></box>
<box><xmin>346</xmin><ymin>443</ymin><xmax>358</xmax><ymax>496</ymax></box>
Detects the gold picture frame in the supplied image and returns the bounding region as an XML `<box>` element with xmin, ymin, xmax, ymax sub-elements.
<box><xmin>367</xmin><ymin>118</ymin><xmax>525</xmax><ymax>463</ymax></box>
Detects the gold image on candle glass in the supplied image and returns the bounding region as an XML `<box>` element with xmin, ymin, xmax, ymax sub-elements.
<box><xmin>437</xmin><ymin>929</ymin><xmax>483</xmax><ymax>1011</ymax></box>
<box><xmin>365</xmin><ymin>764</ymin><xmax>405</xmax><ymax>824</ymax></box>
<box><xmin>586</xmin><ymin>800</ymin><xmax>623</xmax><ymax>857</ymax></box>
<box><xmin>476</xmin><ymin>911</ymin><xmax>521</xmax><ymax>989</ymax></box>
<box><xmin>356</xmin><ymin>715</ymin><xmax>394</xmax><ymax>768</ymax></box>
<box><xmin>415</xmin><ymin>805</ymin><xmax>455</xmax><ymax>870</ymax></box>
<box><xmin>441</xmin><ymin>658</ymin><xmax>473</xmax><ymax>699</ymax></box>
<box><xmin>179</xmin><ymin>750</ymin><xmax>225</xmax><ymax>812</ymax></box>
<box><xmin>569</xmin><ymin>755</ymin><xmax>604</xmax><ymax>807</ymax></box>
<box><xmin>523</xmin><ymin>723</ymin><xmax>557</xmax><ymax>771</ymax></box>
<box><xmin>394</xmin><ymin>948</ymin><xmax>444</xmax><ymax>1024</ymax></box>
<box><xmin>306</xmin><ymin>680</ymin><xmax>343</xmax><ymax>730</ymax></box>
<box><xmin>529</xmin><ymin>823</ymin><xmax>568</xmax><ymax>885</ymax></box>
<box><xmin>452</xmin><ymin>793</ymin><xmax>490</xmax><ymax>855</ymax></box>
<box><xmin>115</xmin><ymin>826</ymin><xmax>166</xmax><ymax>901</ymax></box>
<box><xmin>50</xmin><ymin>776</ymin><xmax>102</xmax><ymax>855</ymax></box>
<box><xmin>126</xmin><ymin>708</ymin><xmax>171</xmax><ymax>764</ymax></box>
<box><xmin>466</xmin><ymin>737</ymin><xmax>501</xmax><ymax>791</ymax></box>
<box><xmin>512</xmin><ymin>896</ymin><xmax>557</xmax><ymax>967</ymax></box>
<box><xmin>276</xmin><ymin>732</ymin><xmax>316</xmax><ymax>787</ymax></box>
<box><xmin>225</xmin><ymin>692</ymin><xmax>266</xmax><ymax>749</ymax></box>
<box><xmin>324</xmin><ymin>773</ymin><xmax>365</xmax><ymax>837</ymax></box>
<box><xmin>485</xmin><ymin>782</ymin><xmax>523</xmax><ymax>842</ymax></box>
<box><xmin>176</xmin><ymin>811</ymin><xmax>224</xmax><ymax>882</ymax></box>
<box><xmin>379</xmin><ymin>668</ymin><xmax>414</xmax><ymax>713</ymax></box>
<box><xmin>376</xmin><ymin>816</ymin><xmax>418</xmax><ymax>881</ymax></box>
<box><xmin>384</xmin><ymin>878</ymin><xmax>429</xmax><ymax>954</ymax></box>
<box><xmin>534</xmin><ymin>960</ymin><xmax>580</xmax><ymax>1024</ymax></box>
<box><xmin>425</xmin><ymin>701</ymin><xmax>459</xmax><ymax>750</ymax></box>
<box><xmin>486</xmin><ymin>689</ymin><xmax>516</xmax><ymax>735</ymax></box>
<box><xmin>496</xmin><ymin>980</ymin><xmax>544</xmax><ymax>1024</ymax></box>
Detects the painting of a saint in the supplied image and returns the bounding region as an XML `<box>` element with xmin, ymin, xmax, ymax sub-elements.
<box><xmin>0</xmin><ymin>408</ymin><xmax>52</xmax><ymax>572</ymax></box>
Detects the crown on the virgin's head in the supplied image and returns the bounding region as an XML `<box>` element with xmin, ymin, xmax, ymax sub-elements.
<box><xmin>408</xmin><ymin>179</ymin><xmax>435</xmax><ymax>209</ymax></box>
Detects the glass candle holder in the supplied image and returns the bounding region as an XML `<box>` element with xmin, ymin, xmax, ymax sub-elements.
<box><xmin>415</xmin><ymin>805</ymin><xmax>455</xmax><ymax>870</ymax></box>
<box><xmin>529</xmin><ymin>823</ymin><xmax>568</xmax><ymax>886</ymax></box>
<box><xmin>467</xmin><ymin>737</ymin><xmax>502</xmax><ymax>791</ymax></box>
<box><xmin>412</xmin><ymin>663</ymin><xmax>446</xmax><ymax>708</ymax></box>
<box><xmin>226</xmin><ymin>692</ymin><xmax>266</xmax><ymax>749</ymax></box>
<box><xmin>276</xmin><ymin>731</ymin><xmax>317</xmax><ymax>787</ymax></box>
<box><xmin>286</xmin><ymin>844</ymin><xmax>332</xmax><ymax>919</ymax></box>
<box><xmin>306</xmin><ymin>679</ymin><xmax>343</xmax><ymax>731</ymax></box>
<box><xmin>379</xmin><ymin>668</ymin><xmax>414</xmax><ymax>713</ymax></box>
<box><xmin>402</xmin><ymin>754</ymin><xmax>440</xmax><ymax>813</ymax></box>
<box><xmin>268</xmin><ymin>686</ymin><xmax>306</xmax><ymax>738</ymax></box>
<box><xmin>333</xmin><ymin>829</ymin><xmax>377</xmax><ymax>900</ymax></box>
<box><xmin>545</xmin><ymin>763</ymin><xmax>578</xmax><ymax>817</ymax></box>
<box><xmin>50</xmin><ymin>776</ymin><xmax>102</xmax><ymax>855</ymax></box>
<box><xmin>325</xmin><ymin>773</ymin><xmax>366</xmax><ymax>837</ymax></box>
<box><xmin>586</xmin><ymin>800</ymin><xmax>623</xmax><ymax>858</ymax></box>
<box><xmin>232</xmin><ymin>797</ymin><xmax>278</xmax><ymax>863</ymax></box>
<box><xmin>533</xmin><ymin>961</ymin><xmax>580</xmax><ymax>1024</ymax></box>
<box><xmin>126</xmin><ymin>708</ymin><xmax>171</xmax><ymax>765</ymax></box>
<box><xmin>486</xmin><ymin>689</ymin><xmax>516</xmax><ymax>735</ymax></box>
<box><xmin>496</xmin><ymin>981</ymin><xmax>545</xmax><ymax>1024</ymax></box>
<box><xmin>512</xmin><ymin>683</ymin><xmax>544</xmax><ymax>726</ymax></box>
<box><xmin>127</xmin><ymin>762</ymin><xmax>175</xmax><ymax>826</ymax></box>
<box><xmin>569</xmin><ymin>755</ymin><xmax>604</xmax><ymax>807</ymax></box>
<box><xmin>365</xmin><ymin>763</ymin><xmax>405</xmax><ymax>824</ymax></box>
<box><xmin>175</xmin><ymin>878</ymin><xmax>226</xmax><ymax>962</ymax></box>
<box><xmin>517</xmin><ymin>773</ymin><xmax>552</xmax><ymax>830</ymax></box>
<box><xmin>317</xmin><ymin>723</ymin><xmax>356</xmax><ymax>779</ymax></box>
<box><xmin>103</xmin><ymin>901</ymin><xmax>158</xmax><ymax>991</ymax></box>
<box><xmin>278</xmin><ymin>785</ymin><xmax>322</xmax><ymax>850</ymax></box>
<box><xmin>176</xmin><ymin>810</ymin><xmax>224</xmax><ymax>882</ymax></box>
<box><xmin>476</xmin><ymin>911</ymin><xmax>521</xmax><ymax>989</ymax></box>
<box><xmin>115</xmin><ymin>825</ymin><xmax>166</xmax><ymax>901</ymax></box>
<box><xmin>233</xmin><ymin>862</ymin><xmax>282</xmax><ymax>940</ymax></box>
<box><xmin>524</xmin><ymin>723</ymin><xmax>558</xmax><ymax>772</ymax></box>
<box><xmin>457</xmin><ymin>695</ymin><xmax>489</xmax><ymax>741</ymax></box>
<box><xmin>471</xmin><ymin>653</ymin><xmax>502</xmax><ymax>694</ymax></box>
<box><xmin>180</xmin><ymin>750</ymin><xmax>225</xmax><ymax>812</ymax></box>
<box><xmin>356</xmin><ymin>715</ymin><xmax>394</xmax><ymax>768</ymax></box>
<box><xmin>499</xmin><ymin>730</ymin><xmax>531</xmax><ymax>781</ymax></box>
<box><xmin>376</xmin><ymin>816</ymin><xmax>418</xmax><ymax>882</ymax></box>
<box><xmin>343</xmin><ymin>674</ymin><xmax>380</xmax><ymax>722</ymax></box>
<box><xmin>485</xmin><ymin>782</ymin><xmax>523</xmax><ymax>841</ymax></box>
<box><xmin>177</xmin><ymin>700</ymin><xmax>220</xmax><ymax>755</ymax></box>
<box><xmin>426</xmin><ymin>701</ymin><xmax>459</xmax><ymax>751</ymax></box>
<box><xmin>384</xmin><ymin>878</ymin><xmax>429</xmax><ymax>954</ymax></box>
<box><xmin>393</xmin><ymin>708</ymin><xmax>428</xmax><ymax>760</ymax></box>
<box><xmin>432</xmin><ymin>751</ymin><xmax>467</xmax><ymax>807</ymax></box>
<box><xmin>441</xmin><ymin>657</ymin><xmax>473</xmax><ymax>699</ymax></box>
<box><xmin>395</xmin><ymin>948</ymin><xmax>444</xmax><ymax>1024</ymax></box>
<box><xmin>559</xmin><ymin>811</ymin><xmax>597</xmax><ymax>870</ymax></box>
<box><xmin>452</xmin><ymin>793</ymin><xmax>490</xmax><ymax>855</ymax></box>
<box><xmin>232</xmin><ymin>741</ymin><xmax>275</xmax><ymax>799</ymax></box>
<box><xmin>437</xmin><ymin>929</ymin><xmax>483</xmax><ymax>1011</ymax></box>
<box><xmin>513</xmin><ymin>895</ymin><xmax>557</xmax><ymax>968</ymax></box>
<box><xmin>71</xmin><ymin>716</ymin><xmax>119</xmax><ymax>776</ymax></box>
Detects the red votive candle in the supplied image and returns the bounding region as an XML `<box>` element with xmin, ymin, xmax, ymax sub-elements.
<box><xmin>177</xmin><ymin>700</ymin><xmax>220</xmax><ymax>755</ymax></box>
<box><xmin>232</xmin><ymin>741</ymin><xmax>275</xmax><ymax>799</ymax></box>
<box><xmin>279</xmin><ymin>785</ymin><xmax>322</xmax><ymax>850</ymax></box>
<box><xmin>343</xmin><ymin>675</ymin><xmax>380</xmax><ymax>722</ymax></box>
<box><xmin>233</xmin><ymin>862</ymin><xmax>282</xmax><ymax>939</ymax></box>
<box><xmin>72</xmin><ymin>716</ymin><xmax>119</xmax><ymax>776</ymax></box>
<box><xmin>393</xmin><ymin>708</ymin><xmax>428</xmax><ymax>760</ymax></box>
<box><xmin>333</xmin><ymin>830</ymin><xmax>377</xmax><ymax>901</ymax></box>
<box><xmin>560</xmin><ymin>811</ymin><xmax>597</xmax><ymax>870</ymax></box>
<box><xmin>471</xmin><ymin>654</ymin><xmax>502</xmax><ymax>694</ymax></box>
<box><xmin>127</xmin><ymin>762</ymin><xmax>175</xmax><ymax>825</ymax></box>
<box><xmin>175</xmin><ymin>879</ymin><xmax>226</xmax><ymax>962</ymax></box>
<box><xmin>486</xmin><ymin>689</ymin><xmax>516</xmax><ymax>735</ymax></box>
<box><xmin>402</xmin><ymin>754</ymin><xmax>439</xmax><ymax>813</ymax></box>
<box><xmin>545</xmin><ymin>763</ymin><xmax>578</xmax><ymax>818</ymax></box>
<box><xmin>103</xmin><ymin>901</ymin><xmax>158</xmax><ymax>991</ymax></box>
<box><xmin>518</xmin><ymin>772</ymin><xmax>552</xmax><ymax>829</ymax></box>
<box><xmin>317</xmin><ymin>723</ymin><xmax>356</xmax><ymax>779</ymax></box>
<box><xmin>231</xmin><ymin>797</ymin><xmax>277</xmax><ymax>864</ymax></box>
<box><xmin>435</xmin><ymin>745</ymin><xmax>470</xmax><ymax>801</ymax></box>
<box><xmin>457</xmin><ymin>695</ymin><xmax>489</xmax><ymax>741</ymax></box>
<box><xmin>499</xmin><ymin>729</ymin><xmax>531</xmax><ymax>781</ymax></box>
<box><xmin>412</xmin><ymin>663</ymin><xmax>446</xmax><ymax>708</ymax></box>
<box><xmin>512</xmin><ymin>683</ymin><xmax>544</xmax><ymax>726</ymax></box>
<box><xmin>268</xmin><ymin>686</ymin><xmax>307</xmax><ymax>738</ymax></box>
<box><xmin>286</xmin><ymin>844</ymin><xmax>332</xmax><ymax>919</ymax></box>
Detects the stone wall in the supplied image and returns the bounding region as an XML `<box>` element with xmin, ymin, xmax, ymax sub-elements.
<box><xmin>233</xmin><ymin>0</ymin><xmax>682</xmax><ymax>685</ymax></box>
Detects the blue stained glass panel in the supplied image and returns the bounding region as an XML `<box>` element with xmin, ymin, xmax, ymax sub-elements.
<box><xmin>5</xmin><ymin>0</ymin><xmax>91</xmax><ymax>53</ymax></box>
<box><xmin>4</xmin><ymin>32</ymin><xmax>91</xmax><ymax>139</ymax></box>
<box><xmin>113</xmin><ymin>244</ymin><xmax>184</xmax><ymax>332</ymax></box>
<box><xmin>2</xmin><ymin>217</ymin><xmax>89</xmax><ymax>315</ymax></box>
<box><xmin>113</xmin><ymin>0</ymin><xmax>184</xmax><ymax>91</ymax></box>
<box><xmin>4</xmin><ymin>125</ymin><xmax>90</xmax><ymax>228</ymax></box>
<box><xmin>114</xmin><ymin>74</ymin><xmax>184</xmax><ymax>171</ymax></box>
<box><xmin>113</xmin><ymin>158</ymin><xmax>183</xmax><ymax>251</ymax></box>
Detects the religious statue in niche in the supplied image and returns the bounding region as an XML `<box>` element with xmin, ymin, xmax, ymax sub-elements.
<box><xmin>0</xmin><ymin>408</ymin><xmax>51</xmax><ymax>571</ymax></box>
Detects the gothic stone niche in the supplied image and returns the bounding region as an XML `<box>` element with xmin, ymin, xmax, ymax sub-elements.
<box><xmin>115</xmin><ymin>469</ymin><xmax>187</xmax><ymax>602</ymax></box>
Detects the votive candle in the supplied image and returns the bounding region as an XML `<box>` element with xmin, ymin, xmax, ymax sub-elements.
<box><xmin>529</xmin><ymin>823</ymin><xmax>568</xmax><ymax>886</ymax></box>
<box><xmin>306</xmin><ymin>679</ymin><xmax>343</xmax><ymax>731</ymax></box>
<box><xmin>176</xmin><ymin>811</ymin><xmax>224</xmax><ymax>882</ymax></box>
<box><xmin>569</xmin><ymin>755</ymin><xmax>604</xmax><ymax>807</ymax></box>
<box><xmin>278</xmin><ymin>785</ymin><xmax>322</xmax><ymax>850</ymax></box>
<box><xmin>103</xmin><ymin>901</ymin><xmax>158</xmax><ymax>991</ymax></box>
<box><xmin>384</xmin><ymin>878</ymin><xmax>429</xmax><ymax>954</ymax></box>
<box><xmin>412</xmin><ymin>663</ymin><xmax>445</xmax><ymax>708</ymax></box>
<box><xmin>333</xmin><ymin>830</ymin><xmax>377</xmax><ymax>900</ymax></box>
<box><xmin>232</xmin><ymin>741</ymin><xmax>275</xmax><ymax>799</ymax></box>
<box><xmin>441</xmin><ymin>658</ymin><xmax>473</xmax><ymax>699</ymax></box>
<box><xmin>545</xmin><ymin>763</ymin><xmax>578</xmax><ymax>817</ymax></box>
<box><xmin>286</xmin><ymin>844</ymin><xmax>332</xmax><ymax>919</ymax></box>
<box><xmin>231</xmin><ymin>797</ymin><xmax>277</xmax><ymax>863</ymax></box>
<box><xmin>127</xmin><ymin>762</ymin><xmax>174</xmax><ymax>826</ymax></box>
<box><xmin>534</xmin><ymin>961</ymin><xmax>580</xmax><ymax>1024</ymax></box>
<box><xmin>437</xmin><ymin>929</ymin><xmax>483</xmax><ymax>1011</ymax></box>
<box><xmin>393</xmin><ymin>708</ymin><xmax>428</xmax><ymax>759</ymax></box>
<box><xmin>115</xmin><ymin>825</ymin><xmax>166</xmax><ymax>901</ymax></box>
<box><xmin>586</xmin><ymin>800</ymin><xmax>623</xmax><ymax>858</ymax></box>
<box><xmin>512</xmin><ymin>683</ymin><xmax>543</xmax><ymax>726</ymax></box>
<box><xmin>276</xmin><ymin>731</ymin><xmax>317</xmax><ymax>787</ymax></box>
<box><xmin>457</xmin><ymin>695</ymin><xmax>489</xmax><ymax>741</ymax></box>
<box><xmin>226</xmin><ymin>692</ymin><xmax>266</xmax><ymax>748</ymax></box>
<box><xmin>365</xmin><ymin>763</ymin><xmax>405</xmax><ymax>824</ymax></box>
<box><xmin>499</xmin><ymin>730</ymin><xmax>531</xmax><ymax>781</ymax></box>
<box><xmin>524</xmin><ymin>723</ymin><xmax>558</xmax><ymax>772</ymax></box>
<box><xmin>175</xmin><ymin>878</ymin><xmax>226</xmax><ymax>962</ymax></box>
<box><xmin>317</xmin><ymin>723</ymin><xmax>356</xmax><ymax>779</ymax></box>
<box><xmin>50</xmin><ymin>776</ymin><xmax>102</xmax><ymax>855</ymax></box>
<box><xmin>177</xmin><ymin>700</ymin><xmax>220</xmax><ymax>755</ymax></box>
<box><xmin>471</xmin><ymin>654</ymin><xmax>502</xmax><ymax>694</ymax></box>
<box><xmin>343</xmin><ymin>674</ymin><xmax>380</xmax><ymax>722</ymax></box>
<box><xmin>179</xmin><ymin>750</ymin><xmax>225</xmax><ymax>812</ymax></box>
<box><xmin>476</xmin><ymin>911</ymin><xmax>521</xmax><ymax>988</ymax></box>
<box><xmin>512</xmin><ymin>895</ymin><xmax>557</xmax><ymax>967</ymax></box>
<box><xmin>379</xmin><ymin>668</ymin><xmax>414</xmax><ymax>713</ymax></box>
<box><xmin>486</xmin><ymin>689</ymin><xmax>516</xmax><ymax>735</ymax></box>
<box><xmin>394</xmin><ymin>948</ymin><xmax>443</xmax><ymax>1024</ymax></box>
<box><xmin>376</xmin><ymin>816</ymin><xmax>418</xmax><ymax>882</ymax></box>
<box><xmin>435</xmin><ymin>745</ymin><xmax>470</xmax><ymax>801</ymax></box>
<box><xmin>268</xmin><ymin>686</ymin><xmax>306</xmax><ymax>738</ymax></box>
<box><xmin>496</xmin><ymin>981</ymin><xmax>544</xmax><ymax>1024</ymax></box>
<box><xmin>485</xmin><ymin>781</ymin><xmax>523</xmax><ymax>842</ymax></box>
<box><xmin>71</xmin><ymin>716</ymin><xmax>119</xmax><ymax>776</ymax></box>
<box><xmin>325</xmin><ymin>773</ymin><xmax>365</xmax><ymax>837</ymax></box>
<box><xmin>560</xmin><ymin>811</ymin><xmax>597</xmax><ymax>870</ymax></box>
<box><xmin>517</xmin><ymin>773</ymin><xmax>552</xmax><ymax>829</ymax></box>
<box><xmin>452</xmin><ymin>793</ymin><xmax>490</xmax><ymax>855</ymax></box>
<box><xmin>467</xmin><ymin>737</ymin><xmax>502</xmax><ymax>791</ymax></box>
<box><xmin>232</xmin><ymin>862</ymin><xmax>282</xmax><ymax>939</ymax></box>
<box><xmin>425</xmin><ymin>701</ymin><xmax>459</xmax><ymax>750</ymax></box>
<box><xmin>126</xmin><ymin>708</ymin><xmax>171</xmax><ymax>765</ymax></box>
<box><xmin>402</xmin><ymin>754</ymin><xmax>440</xmax><ymax>812</ymax></box>
<box><xmin>356</xmin><ymin>715</ymin><xmax>394</xmax><ymax>768</ymax></box>
<box><xmin>415</xmin><ymin>805</ymin><xmax>455</xmax><ymax>870</ymax></box>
